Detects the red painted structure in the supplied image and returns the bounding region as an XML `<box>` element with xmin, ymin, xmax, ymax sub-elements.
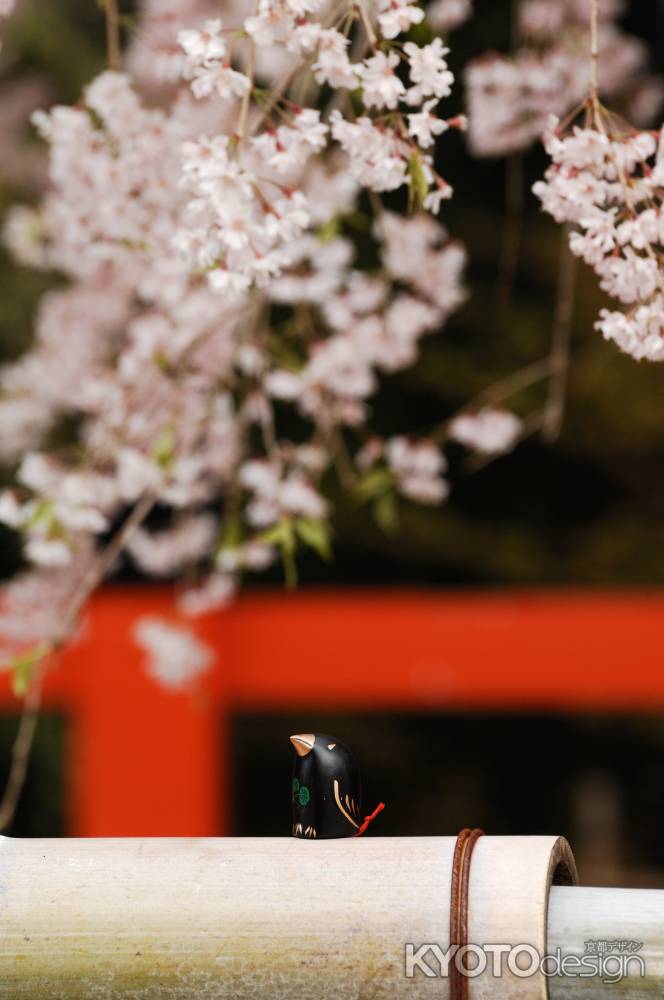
<box><xmin>0</xmin><ymin>588</ymin><xmax>662</xmax><ymax>836</ymax></box>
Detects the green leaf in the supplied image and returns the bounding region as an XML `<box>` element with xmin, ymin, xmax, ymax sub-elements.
<box><xmin>10</xmin><ymin>644</ymin><xmax>47</xmax><ymax>699</ymax></box>
<box><xmin>407</xmin><ymin>17</ymin><xmax>434</xmax><ymax>45</ymax></box>
<box><xmin>407</xmin><ymin>153</ymin><xmax>429</xmax><ymax>213</ymax></box>
<box><xmin>25</xmin><ymin>500</ymin><xmax>66</xmax><ymax>541</ymax></box>
<box><xmin>216</xmin><ymin>514</ymin><xmax>243</xmax><ymax>557</ymax></box>
<box><xmin>257</xmin><ymin>521</ymin><xmax>290</xmax><ymax>548</ymax></box>
<box><xmin>354</xmin><ymin>467</ymin><xmax>394</xmax><ymax>504</ymax></box>
<box><xmin>317</xmin><ymin>218</ymin><xmax>340</xmax><ymax>243</ymax></box>
<box><xmin>295</xmin><ymin>518</ymin><xmax>332</xmax><ymax>561</ymax></box>
<box><xmin>258</xmin><ymin>520</ymin><xmax>298</xmax><ymax>588</ymax></box>
<box><xmin>344</xmin><ymin>211</ymin><xmax>372</xmax><ymax>233</ymax></box>
<box><xmin>282</xmin><ymin>546</ymin><xmax>298</xmax><ymax>590</ymax></box>
<box><xmin>25</xmin><ymin>498</ymin><xmax>53</xmax><ymax>530</ymax></box>
<box><xmin>373</xmin><ymin>492</ymin><xmax>399</xmax><ymax>534</ymax></box>
<box><xmin>150</xmin><ymin>427</ymin><xmax>175</xmax><ymax>469</ymax></box>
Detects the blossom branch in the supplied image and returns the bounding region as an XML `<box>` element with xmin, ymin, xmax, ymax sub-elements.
<box><xmin>356</xmin><ymin>0</ymin><xmax>377</xmax><ymax>48</ymax></box>
<box><xmin>237</xmin><ymin>37</ymin><xmax>255</xmax><ymax>138</ymax></box>
<box><xmin>0</xmin><ymin>661</ymin><xmax>46</xmax><ymax>833</ymax></box>
<box><xmin>496</xmin><ymin>153</ymin><xmax>524</xmax><ymax>315</ymax></box>
<box><xmin>589</xmin><ymin>0</ymin><xmax>600</xmax><ymax>113</ymax></box>
<box><xmin>102</xmin><ymin>0</ymin><xmax>122</xmax><ymax>73</ymax></box>
<box><xmin>534</xmin><ymin>1</ymin><xmax>664</xmax><ymax>363</ymax></box>
<box><xmin>0</xmin><ymin>492</ymin><xmax>156</xmax><ymax>831</ymax></box>
<box><xmin>542</xmin><ymin>228</ymin><xmax>577</xmax><ymax>443</ymax></box>
<box><xmin>461</xmin><ymin>408</ymin><xmax>546</xmax><ymax>476</ymax></box>
<box><xmin>491</xmin><ymin>0</ymin><xmax>523</xmax><ymax>316</ymax></box>
<box><xmin>0</xmin><ymin>0</ymin><xmax>471</xmax><ymax>750</ymax></box>
<box><xmin>431</xmin><ymin>357</ymin><xmax>553</xmax><ymax>445</ymax></box>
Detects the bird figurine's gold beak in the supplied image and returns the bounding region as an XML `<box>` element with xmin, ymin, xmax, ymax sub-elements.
<box><xmin>290</xmin><ymin>733</ymin><xmax>315</xmax><ymax>757</ymax></box>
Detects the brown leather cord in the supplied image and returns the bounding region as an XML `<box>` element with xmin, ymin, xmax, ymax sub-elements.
<box><xmin>449</xmin><ymin>828</ymin><xmax>470</xmax><ymax>1000</ymax></box>
<box><xmin>450</xmin><ymin>828</ymin><xmax>485</xmax><ymax>1000</ymax></box>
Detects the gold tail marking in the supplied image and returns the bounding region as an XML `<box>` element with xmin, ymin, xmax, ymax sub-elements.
<box><xmin>334</xmin><ymin>780</ymin><xmax>359</xmax><ymax>829</ymax></box>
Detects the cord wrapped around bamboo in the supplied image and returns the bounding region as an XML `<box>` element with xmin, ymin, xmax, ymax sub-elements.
<box><xmin>1</xmin><ymin>834</ymin><xmax>660</xmax><ymax>1000</ymax></box>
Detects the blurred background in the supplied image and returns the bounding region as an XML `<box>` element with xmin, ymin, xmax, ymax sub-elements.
<box><xmin>0</xmin><ymin>0</ymin><xmax>663</xmax><ymax>889</ymax></box>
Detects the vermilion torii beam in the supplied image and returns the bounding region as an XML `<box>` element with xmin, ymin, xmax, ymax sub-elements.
<box><xmin>0</xmin><ymin>588</ymin><xmax>663</xmax><ymax>836</ymax></box>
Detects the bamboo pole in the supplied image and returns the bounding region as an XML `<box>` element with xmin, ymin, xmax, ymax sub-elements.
<box><xmin>0</xmin><ymin>836</ymin><xmax>660</xmax><ymax>998</ymax></box>
<box><xmin>548</xmin><ymin>886</ymin><xmax>664</xmax><ymax>999</ymax></box>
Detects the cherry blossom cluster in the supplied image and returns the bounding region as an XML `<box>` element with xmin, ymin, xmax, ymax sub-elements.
<box><xmin>127</xmin><ymin>0</ymin><xmax>221</xmax><ymax>90</ymax></box>
<box><xmin>134</xmin><ymin>617</ymin><xmax>213</xmax><ymax>689</ymax></box>
<box><xmin>0</xmin><ymin>0</ymin><xmax>470</xmax><ymax>686</ymax></box>
<box><xmin>465</xmin><ymin>0</ymin><xmax>661</xmax><ymax>157</ymax></box>
<box><xmin>534</xmin><ymin>116</ymin><xmax>664</xmax><ymax>362</ymax></box>
<box><xmin>448</xmin><ymin>408</ymin><xmax>523</xmax><ymax>455</ymax></box>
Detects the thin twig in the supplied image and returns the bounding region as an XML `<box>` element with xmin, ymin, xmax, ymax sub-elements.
<box><xmin>324</xmin><ymin>9</ymin><xmax>371</xmax><ymax>115</ymax></box>
<box><xmin>356</xmin><ymin>0</ymin><xmax>377</xmax><ymax>47</ymax></box>
<box><xmin>332</xmin><ymin>429</ymin><xmax>359</xmax><ymax>491</ymax></box>
<box><xmin>104</xmin><ymin>0</ymin><xmax>122</xmax><ymax>72</ymax></box>
<box><xmin>495</xmin><ymin>0</ymin><xmax>524</xmax><ymax>315</ymax></box>
<box><xmin>237</xmin><ymin>38</ymin><xmax>255</xmax><ymax>138</ymax></box>
<box><xmin>0</xmin><ymin>492</ymin><xmax>156</xmax><ymax>832</ymax></box>
<box><xmin>542</xmin><ymin>227</ymin><xmax>577</xmax><ymax>443</ymax></box>
<box><xmin>462</xmin><ymin>408</ymin><xmax>547</xmax><ymax>476</ymax></box>
<box><xmin>589</xmin><ymin>0</ymin><xmax>600</xmax><ymax>112</ymax></box>
<box><xmin>250</xmin><ymin>0</ymin><xmax>348</xmax><ymax>135</ymax></box>
<box><xmin>431</xmin><ymin>357</ymin><xmax>553</xmax><ymax>444</ymax></box>
<box><xmin>0</xmin><ymin>665</ymin><xmax>46</xmax><ymax>832</ymax></box>
<box><xmin>496</xmin><ymin>153</ymin><xmax>524</xmax><ymax>314</ymax></box>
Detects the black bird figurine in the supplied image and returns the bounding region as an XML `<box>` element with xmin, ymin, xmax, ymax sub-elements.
<box><xmin>290</xmin><ymin>732</ymin><xmax>384</xmax><ymax>839</ymax></box>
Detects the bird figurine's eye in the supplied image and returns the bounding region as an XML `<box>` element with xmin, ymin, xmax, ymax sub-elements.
<box><xmin>327</xmin><ymin>743</ymin><xmax>336</xmax><ymax>750</ymax></box>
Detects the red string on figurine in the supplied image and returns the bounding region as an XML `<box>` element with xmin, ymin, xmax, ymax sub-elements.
<box><xmin>354</xmin><ymin>801</ymin><xmax>385</xmax><ymax>836</ymax></box>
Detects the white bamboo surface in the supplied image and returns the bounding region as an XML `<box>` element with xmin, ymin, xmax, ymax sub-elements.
<box><xmin>547</xmin><ymin>885</ymin><xmax>664</xmax><ymax>999</ymax></box>
<box><xmin>0</xmin><ymin>836</ymin><xmax>659</xmax><ymax>999</ymax></box>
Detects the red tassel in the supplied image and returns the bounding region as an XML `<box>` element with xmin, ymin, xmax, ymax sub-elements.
<box><xmin>354</xmin><ymin>801</ymin><xmax>385</xmax><ymax>837</ymax></box>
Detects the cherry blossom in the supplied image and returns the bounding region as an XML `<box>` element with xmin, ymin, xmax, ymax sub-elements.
<box><xmin>386</xmin><ymin>437</ymin><xmax>449</xmax><ymax>504</ymax></box>
<box><xmin>239</xmin><ymin>460</ymin><xmax>328</xmax><ymax>528</ymax></box>
<box><xmin>0</xmin><ymin>0</ymin><xmax>662</xmax><ymax>829</ymax></box>
<box><xmin>408</xmin><ymin>101</ymin><xmax>450</xmax><ymax>148</ymax></box>
<box><xmin>311</xmin><ymin>29</ymin><xmax>357</xmax><ymax>90</ymax></box>
<box><xmin>357</xmin><ymin>51</ymin><xmax>405</xmax><ymax>111</ymax></box>
<box><xmin>376</xmin><ymin>0</ymin><xmax>424</xmax><ymax>40</ymax></box>
<box><xmin>134</xmin><ymin>617</ymin><xmax>214</xmax><ymax>689</ymax></box>
<box><xmin>534</xmin><ymin>115</ymin><xmax>664</xmax><ymax>362</ymax></box>
<box><xmin>127</xmin><ymin>0</ymin><xmax>224</xmax><ymax>90</ymax></box>
<box><xmin>179</xmin><ymin>18</ymin><xmax>227</xmax><ymax>63</ymax></box>
<box><xmin>0</xmin><ymin>557</ymin><xmax>91</xmax><ymax>670</ymax></box>
<box><xmin>0</xmin><ymin>0</ymin><xmax>474</xmax><ymax>693</ymax></box>
<box><xmin>405</xmin><ymin>39</ymin><xmax>455</xmax><ymax>106</ymax></box>
<box><xmin>127</xmin><ymin>514</ymin><xmax>219</xmax><ymax>576</ymax></box>
<box><xmin>0</xmin><ymin>0</ymin><xmax>472</xmax><ymax>685</ymax></box>
<box><xmin>177</xmin><ymin>573</ymin><xmax>237</xmax><ymax>617</ymax></box>
<box><xmin>449</xmin><ymin>408</ymin><xmax>524</xmax><ymax>455</ymax></box>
